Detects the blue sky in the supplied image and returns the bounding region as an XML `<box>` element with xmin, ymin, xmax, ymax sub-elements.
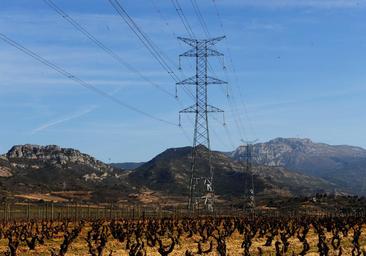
<box><xmin>1</xmin><ymin>0</ymin><xmax>366</xmax><ymax>162</ymax></box>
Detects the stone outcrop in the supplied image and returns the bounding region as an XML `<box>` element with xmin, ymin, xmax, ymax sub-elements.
<box><xmin>6</xmin><ymin>144</ymin><xmax>112</xmax><ymax>172</ymax></box>
<box><xmin>230</xmin><ymin>138</ymin><xmax>366</xmax><ymax>194</ymax></box>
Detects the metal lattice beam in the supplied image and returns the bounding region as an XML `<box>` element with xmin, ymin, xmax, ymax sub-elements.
<box><xmin>177</xmin><ymin>36</ymin><xmax>226</xmax><ymax>213</ymax></box>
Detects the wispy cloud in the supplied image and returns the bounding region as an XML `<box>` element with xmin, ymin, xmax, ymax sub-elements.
<box><xmin>31</xmin><ymin>105</ymin><xmax>97</xmax><ymax>134</ymax></box>
<box><xmin>242</xmin><ymin>21</ymin><xmax>284</xmax><ymax>31</ymax></box>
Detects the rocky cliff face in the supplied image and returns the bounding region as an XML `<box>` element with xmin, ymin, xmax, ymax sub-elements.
<box><xmin>0</xmin><ymin>144</ymin><xmax>135</xmax><ymax>202</ymax></box>
<box><xmin>6</xmin><ymin>144</ymin><xmax>112</xmax><ymax>172</ymax></box>
<box><xmin>129</xmin><ymin>145</ymin><xmax>337</xmax><ymax>199</ymax></box>
<box><xmin>231</xmin><ymin>138</ymin><xmax>366</xmax><ymax>166</ymax></box>
<box><xmin>231</xmin><ymin>138</ymin><xmax>366</xmax><ymax>194</ymax></box>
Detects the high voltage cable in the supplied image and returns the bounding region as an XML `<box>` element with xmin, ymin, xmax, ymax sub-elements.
<box><xmin>148</xmin><ymin>0</ymin><xmax>196</xmax><ymax>100</ymax></box>
<box><xmin>187</xmin><ymin>0</ymin><xmax>227</xmax><ymax>76</ymax></box>
<box><xmin>212</xmin><ymin>0</ymin><xmax>256</xmax><ymax>140</ymax></box>
<box><xmin>169</xmin><ymin>0</ymin><xmax>223</xmax><ymax>140</ymax></box>
<box><xmin>43</xmin><ymin>0</ymin><xmax>195</xmax><ymax>143</ymax></box>
<box><xmin>42</xmin><ymin>0</ymin><xmax>175</xmax><ymax>99</ymax></box>
<box><xmin>0</xmin><ymin>33</ymin><xmax>177</xmax><ymax>127</ymax></box>
<box><xmin>108</xmin><ymin>0</ymin><xmax>195</xmax><ymax>100</ymax></box>
<box><xmin>108</xmin><ymin>0</ymin><xmax>179</xmax><ymax>82</ymax></box>
<box><xmin>211</xmin><ymin>115</ymin><xmax>236</xmax><ymax>149</ymax></box>
<box><xmin>188</xmin><ymin>0</ymin><xmax>248</xmax><ymax>144</ymax></box>
<box><xmin>170</xmin><ymin>0</ymin><xmax>195</xmax><ymax>38</ymax></box>
<box><xmin>171</xmin><ymin>0</ymin><xmax>222</xmax><ymax>89</ymax></box>
<box><xmin>181</xmin><ymin>0</ymin><xmax>245</xmax><ymax>146</ymax></box>
<box><xmin>171</xmin><ymin>0</ymin><xmax>236</xmax><ymax>150</ymax></box>
<box><xmin>189</xmin><ymin>0</ymin><xmax>210</xmax><ymax>38</ymax></box>
<box><xmin>150</xmin><ymin>0</ymin><xmax>194</xmax><ymax>72</ymax></box>
<box><xmin>44</xmin><ymin>0</ymin><xmax>195</xmax><ymax>127</ymax></box>
<box><xmin>149</xmin><ymin>0</ymin><xmax>199</xmax><ymax>130</ymax></box>
<box><xmin>182</xmin><ymin>0</ymin><xmax>228</xmax><ymax>98</ymax></box>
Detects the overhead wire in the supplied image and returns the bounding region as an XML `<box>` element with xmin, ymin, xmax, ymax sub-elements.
<box><xmin>182</xmin><ymin>0</ymin><xmax>245</xmax><ymax>148</ymax></box>
<box><xmin>42</xmin><ymin>0</ymin><xmax>175</xmax><ymax>99</ymax></box>
<box><xmin>0</xmin><ymin>33</ymin><xmax>178</xmax><ymax>127</ymax></box>
<box><xmin>149</xmin><ymin>0</ymin><xmax>198</xmax><ymax>132</ymax></box>
<box><xmin>180</xmin><ymin>0</ymin><xmax>247</xmax><ymax>147</ymax></box>
<box><xmin>108</xmin><ymin>0</ymin><xmax>179</xmax><ymax>80</ymax></box>
<box><xmin>108</xmin><ymin>0</ymin><xmax>178</xmax><ymax>79</ymax></box>
<box><xmin>170</xmin><ymin>0</ymin><xmax>238</xmax><ymax>150</ymax></box>
<box><xmin>211</xmin><ymin>0</ymin><xmax>257</xmax><ymax>141</ymax></box>
<box><xmin>108</xmin><ymin>0</ymin><xmax>195</xmax><ymax>100</ymax></box>
<box><xmin>170</xmin><ymin>0</ymin><xmax>195</xmax><ymax>38</ymax></box>
<box><xmin>187</xmin><ymin>0</ymin><xmax>228</xmax><ymax>93</ymax></box>
<box><xmin>44</xmin><ymin>0</ymin><xmax>195</xmax><ymax>145</ymax></box>
<box><xmin>150</xmin><ymin>0</ymin><xmax>194</xmax><ymax>72</ymax></box>
<box><xmin>43</xmin><ymin>0</ymin><xmax>195</xmax><ymax>145</ymax></box>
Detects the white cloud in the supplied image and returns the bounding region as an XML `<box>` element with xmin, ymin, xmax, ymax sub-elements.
<box><xmin>31</xmin><ymin>105</ymin><xmax>97</xmax><ymax>134</ymax></box>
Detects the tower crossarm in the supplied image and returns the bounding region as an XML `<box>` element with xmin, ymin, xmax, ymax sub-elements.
<box><xmin>207</xmin><ymin>76</ymin><xmax>227</xmax><ymax>85</ymax></box>
<box><xmin>177</xmin><ymin>37</ymin><xmax>197</xmax><ymax>47</ymax></box>
<box><xmin>207</xmin><ymin>105</ymin><xmax>224</xmax><ymax>113</ymax></box>
<box><xmin>177</xmin><ymin>36</ymin><xmax>226</xmax><ymax>47</ymax></box>
<box><xmin>204</xmin><ymin>36</ymin><xmax>226</xmax><ymax>46</ymax></box>
<box><xmin>177</xmin><ymin>76</ymin><xmax>226</xmax><ymax>85</ymax></box>
<box><xmin>179</xmin><ymin>105</ymin><xmax>197</xmax><ymax>113</ymax></box>
<box><xmin>177</xmin><ymin>76</ymin><xmax>196</xmax><ymax>85</ymax></box>
<box><xmin>180</xmin><ymin>48</ymin><xmax>224</xmax><ymax>58</ymax></box>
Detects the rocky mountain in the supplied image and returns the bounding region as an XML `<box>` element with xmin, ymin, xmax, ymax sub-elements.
<box><xmin>230</xmin><ymin>138</ymin><xmax>366</xmax><ymax>195</ymax></box>
<box><xmin>0</xmin><ymin>143</ymin><xmax>339</xmax><ymax>205</ymax></box>
<box><xmin>128</xmin><ymin>146</ymin><xmax>337</xmax><ymax>201</ymax></box>
<box><xmin>0</xmin><ymin>144</ymin><xmax>135</xmax><ymax>202</ymax></box>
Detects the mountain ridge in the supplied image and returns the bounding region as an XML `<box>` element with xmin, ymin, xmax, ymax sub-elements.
<box><xmin>230</xmin><ymin>137</ymin><xmax>366</xmax><ymax>194</ymax></box>
<box><xmin>0</xmin><ymin>142</ymin><xmax>341</xmax><ymax>204</ymax></box>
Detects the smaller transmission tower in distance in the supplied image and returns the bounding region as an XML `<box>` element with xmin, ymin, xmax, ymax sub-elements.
<box><xmin>177</xmin><ymin>36</ymin><xmax>227</xmax><ymax>213</ymax></box>
<box><xmin>241</xmin><ymin>140</ymin><xmax>257</xmax><ymax>212</ymax></box>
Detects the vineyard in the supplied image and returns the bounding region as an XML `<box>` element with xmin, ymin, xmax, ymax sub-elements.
<box><xmin>1</xmin><ymin>211</ymin><xmax>366</xmax><ymax>255</ymax></box>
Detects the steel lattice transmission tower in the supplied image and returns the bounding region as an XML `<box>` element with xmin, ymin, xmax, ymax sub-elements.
<box><xmin>240</xmin><ymin>140</ymin><xmax>258</xmax><ymax>212</ymax></box>
<box><xmin>177</xmin><ymin>36</ymin><xmax>227</xmax><ymax>212</ymax></box>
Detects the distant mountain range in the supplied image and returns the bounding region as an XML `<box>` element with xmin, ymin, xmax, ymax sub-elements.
<box><xmin>128</xmin><ymin>146</ymin><xmax>335</xmax><ymax>200</ymax></box>
<box><xmin>230</xmin><ymin>138</ymin><xmax>366</xmax><ymax>195</ymax></box>
<box><xmin>0</xmin><ymin>140</ymin><xmax>342</xmax><ymax>204</ymax></box>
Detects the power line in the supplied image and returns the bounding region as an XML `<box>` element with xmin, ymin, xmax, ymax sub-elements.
<box><xmin>108</xmin><ymin>0</ymin><xmax>196</xmax><ymax>101</ymax></box>
<box><xmin>107</xmin><ymin>0</ymin><xmax>198</xmax><ymax>126</ymax></box>
<box><xmin>171</xmin><ymin>0</ymin><xmax>228</xmax><ymax>108</ymax></box>
<box><xmin>148</xmin><ymin>0</ymin><xmax>198</xmax><ymax>101</ymax></box>
<box><xmin>171</xmin><ymin>0</ymin><xmax>241</xmax><ymax>152</ymax></box>
<box><xmin>180</xmin><ymin>0</ymin><xmax>245</xmax><ymax>147</ymax></box>
<box><xmin>44</xmin><ymin>0</ymin><xmax>198</xmax><ymax>141</ymax></box>
<box><xmin>170</xmin><ymin>0</ymin><xmax>195</xmax><ymax>38</ymax></box>
<box><xmin>212</xmin><ymin>0</ymin><xmax>256</xmax><ymax>141</ymax></box>
<box><xmin>150</xmin><ymin>0</ymin><xmax>194</xmax><ymax>72</ymax></box>
<box><xmin>43</xmin><ymin>0</ymin><xmax>196</xmax><ymax>144</ymax></box>
<box><xmin>108</xmin><ymin>0</ymin><xmax>179</xmax><ymax>81</ymax></box>
<box><xmin>183</xmin><ymin>0</ymin><xmax>249</xmax><ymax>146</ymax></box>
<box><xmin>185</xmin><ymin>0</ymin><xmax>226</xmax><ymax>83</ymax></box>
<box><xmin>0</xmin><ymin>33</ymin><xmax>177</xmax><ymax>127</ymax></box>
<box><xmin>211</xmin><ymin>115</ymin><xmax>236</xmax><ymax>149</ymax></box>
<box><xmin>43</xmin><ymin>0</ymin><xmax>175</xmax><ymax>99</ymax></box>
<box><xmin>189</xmin><ymin>0</ymin><xmax>210</xmax><ymax>38</ymax></box>
<box><xmin>202</xmin><ymin>2</ymin><xmax>249</xmax><ymax>143</ymax></box>
<box><xmin>109</xmin><ymin>0</ymin><xmax>194</xmax><ymax>133</ymax></box>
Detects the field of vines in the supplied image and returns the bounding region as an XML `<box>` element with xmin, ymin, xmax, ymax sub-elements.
<box><xmin>0</xmin><ymin>215</ymin><xmax>366</xmax><ymax>255</ymax></box>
